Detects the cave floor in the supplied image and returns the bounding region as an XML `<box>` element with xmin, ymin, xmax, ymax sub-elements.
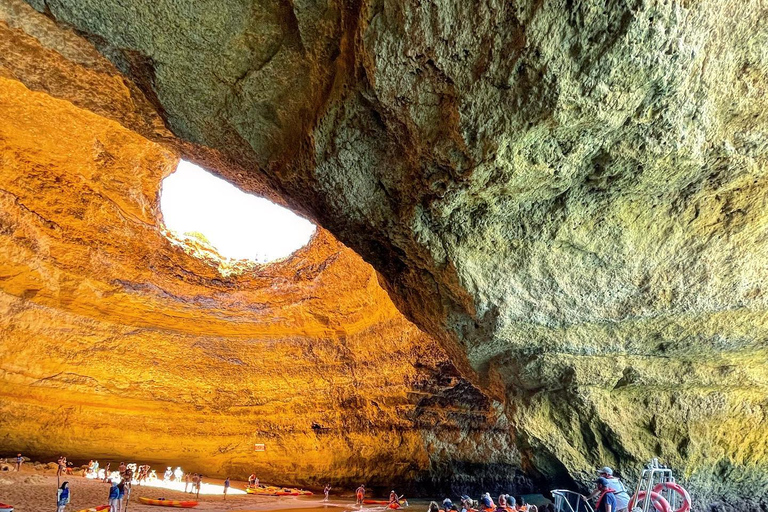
<box><xmin>0</xmin><ymin>472</ymin><xmax>361</xmax><ymax>512</ymax></box>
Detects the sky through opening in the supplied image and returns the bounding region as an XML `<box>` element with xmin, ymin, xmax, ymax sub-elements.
<box><xmin>160</xmin><ymin>161</ymin><xmax>316</xmax><ymax>263</ymax></box>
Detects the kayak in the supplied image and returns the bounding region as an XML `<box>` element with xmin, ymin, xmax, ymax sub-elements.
<box><xmin>138</xmin><ymin>498</ymin><xmax>198</xmax><ymax>508</ymax></box>
<box><xmin>0</xmin><ymin>502</ymin><xmax>13</xmax><ymax>512</ymax></box>
<box><xmin>363</xmin><ymin>501</ymin><xmax>406</xmax><ymax>506</ymax></box>
<box><xmin>73</xmin><ymin>506</ymin><xmax>109</xmax><ymax>512</ymax></box>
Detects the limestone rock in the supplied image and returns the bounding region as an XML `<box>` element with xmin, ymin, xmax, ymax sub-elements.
<box><xmin>2</xmin><ymin>0</ymin><xmax>768</xmax><ymax>509</ymax></box>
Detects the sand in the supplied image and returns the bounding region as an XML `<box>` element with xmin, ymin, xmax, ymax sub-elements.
<box><xmin>0</xmin><ymin>469</ymin><xmax>359</xmax><ymax>512</ymax></box>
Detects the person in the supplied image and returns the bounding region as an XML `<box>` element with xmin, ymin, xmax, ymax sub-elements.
<box><xmin>392</xmin><ymin>491</ymin><xmax>401</xmax><ymax>505</ymax></box>
<box><xmin>254</xmin><ymin>476</ymin><xmax>259</xmax><ymax>487</ymax></box>
<box><xmin>57</xmin><ymin>481</ymin><xmax>70</xmax><ymax>512</ymax></box>
<box><xmin>460</xmin><ymin>495</ymin><xmax>472</xmax><ymax>512</ymax></box>
<box><xmin>15</xmin><ymin>453</ymin><xmax>23</xmax><ymax>472</ymax></box>
<box><xmin>324</xmin><ymin>484</ymin><xmax>331</xmax><ymax>501</ymax></box>
<box><xmin>117</xmin><ymin>478</ymin><xmax>126</xmax><ymax>510</ymax></box>
<box><xmin>103</xmin><ymin>462</ymin><xmax>111</xmax><ymax>483</ymax></box>
<box><xmin>191</xmin><ymin>473</ymin><xmax>199</xmax><ymax>495</ymax></box>
<box><xmin>442</xmin><ymin>498</ymin><xmax>453</xmax><ymax>511</ymax></box>
<box><xmin>355</xmin><ymin>484</ymin><xmax>365</xmax><ymax>505</ymax></box>
<box><xmin>118</xmin><ymin>462</ymin><xmax>126</xmax><ymax>474</ymax></box>
<box><xmin>196</xmin><ymin>474</ymin><xmax>203</xmax><ymax>499</ymax></box>
<box><xmin>428</xmin><ymin>502</ymin><xmax>440</xmax><ymax>512</ymax></box>
<box><xmin>57</xmin><ymin>456</ymin><xmax>66</xmax><ymax>477</ymax></box>
<box><xmin>122</xmin><ymin>476</ymin><xmax>132</xmax><ymax>505</ymax></box>
<box><xmin>504</xmin><ymin>496</ymin><xmax>517</xmax><ymax>511</ymax></box>
<box><xmin>495</xmin><ymin>496</ymin><xmax>506</xmax><ymax>512</ymax></box>
<box><xmin>590</xmin><ymin>467</ymin><xmax>630</xmax><ymax>512</ymax></box>
<box><xmin>248</xmin><ymin>474</ymin><xmax>256</xmax><ymax>488</ymax></box>
<box><xmin>164</xmin><ymin>467</ymin><xmax>172</xmax><ymax>482</ymax></box>
<box><xmin>593</xmin><ymin>477</ymin><xmax>617</xmax><ymax>512</ymax></box>
<box><xmin>109</xmin><ymin>480</ymin><xmax>121</xmax><ymax>512</ymax></box>
<box><xmin>174</xmin><ymin>467</ymin><xmax>183</xmax><ymax>482</ymax></box>
<box><xmin>224</xmin><ymin>477</ymin><xmax>230</xmax><ymax>500</ymax></box>
<box><xmin>184</xmin><ymin>472</ymin><xmax>191</xmax><ymax>493</ymax></box>
<box><xmin>480</xmin><ymin>493</ymin><xmax>494</xmax><ymax>511</ymax></box>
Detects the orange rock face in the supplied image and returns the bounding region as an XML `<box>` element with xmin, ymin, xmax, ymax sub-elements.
<box><xmin>0</xmin><ymin>73</ymin><xmax>515</xmax><ymax>492</ymax></box>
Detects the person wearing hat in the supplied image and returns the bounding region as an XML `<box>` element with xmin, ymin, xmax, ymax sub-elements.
<box><xmin>589</xmin><ymin>467</ymin><xmax>630</xmax><ymax>512</ymax></box>
<box><xmin>442</xmin><ymin>498</ymin><xmax>454</xmax><ymax>511</ymax></box>
<box><xmin>460</xmin><ymin>495</ymin><xmax>473</xmax><ymax>512</ymax></box>
<box><xmin>593</xmin><ymin>477</ymin><xmax>617</xmax><ymax>512</ymax></box>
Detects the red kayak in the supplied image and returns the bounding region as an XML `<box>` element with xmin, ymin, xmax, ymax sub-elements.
<box><xmin>362</xmin><ymin>501</ymin><xmax>404</xmax><ymax>509</ymax></box>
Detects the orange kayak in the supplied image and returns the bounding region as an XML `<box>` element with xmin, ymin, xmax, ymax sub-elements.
<box><xmin>73</xmin><ymin>506</ymin><xmax>109</xmax><ymax>512</ymax></box>
<box><xmin>0</xmin><ymin>502</ymin><xmax>13</xmax><ymax>512</ymax></box>
<box><xmin>138</xmin><ymin>497</ymin><xmax>198</xmax><ymax>508</ymax></box>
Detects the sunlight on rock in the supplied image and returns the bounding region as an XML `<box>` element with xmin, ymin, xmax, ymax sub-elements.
<box><xmin>160</xmin><ymin>161</ymin><xmax>316</xmax><ymax>263</ymax></box>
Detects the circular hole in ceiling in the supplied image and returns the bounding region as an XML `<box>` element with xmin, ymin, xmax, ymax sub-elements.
<box><xmin>160</xmin><ymin>160</ymin><xmax>316</xmax><ymax>263</ymax></box>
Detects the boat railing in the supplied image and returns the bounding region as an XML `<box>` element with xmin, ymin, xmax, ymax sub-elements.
<box><xmin>551</xmin><ymin>490</ymin><xmax>594</xmax><ymax>512</ymax></box>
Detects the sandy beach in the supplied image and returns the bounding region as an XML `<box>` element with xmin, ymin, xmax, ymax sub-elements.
<box><xmin>0</xmin><ymin>469</ymin><xmax>359</xmax><ymax>512</ymax></box>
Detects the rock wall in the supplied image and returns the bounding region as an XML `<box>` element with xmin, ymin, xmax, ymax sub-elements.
<box><xmin>2</xmin><ymin>0</ymin><xmax>768</xmax><ymax>509</ymax></box>
<box><xmin>0</xmin><ymin>72</ymin><xmax>517</xmax><ymax>494</ymax></box>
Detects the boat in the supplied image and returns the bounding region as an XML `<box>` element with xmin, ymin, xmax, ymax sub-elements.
<box><xmin>73</xmin><ymin>506</ymin><xmax>109</xmax><ymax>512</ymax></box>
<box><xmin>0</xmin><ymin>502</ymin><xmax>13</xmax><ymax>512</ymax></box>
<box><xmin>137</xmin><ymin>497</ymin><xmax>199</xmax><ymax>508</ymax></box>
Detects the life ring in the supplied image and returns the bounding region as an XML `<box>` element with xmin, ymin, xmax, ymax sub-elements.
<box><xmin>652</xmin><ymin>482</ymin><xmax>691</xmax><ymax>512</ymax></box>
<box><xmin>628</xmin><ymin>491</ymin><xmax>672</xmax><ymax>512</ymax></box>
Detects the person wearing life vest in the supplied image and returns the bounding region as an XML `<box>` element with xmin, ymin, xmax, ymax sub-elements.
<box><xmin>460</xmin><ymin>495</ymin><xmax>473</xmax><ymax>512</ymax></box>
<box><xmin>480</xmin><ymin>493</ymin><xmax>495</xmax><ymax>511</ymax></box>
<box><xmin>57</xmin><ymin>481</ymin><xmax>70</xmax><ymax>512</ymax></box>
<box><xmin>594</xmin><ymin>477</ymin><xmax>617</xmax><ymax>512</ymax></box>
<box><xmin>355</xmin><ymin>484</ymin><xmax>366</xmax><ymax>505</ymax></box>
<box><xmin>108</xmin><ymin>480</ymin><xmax>121</xmax><ymax>512</ymax></box>
<box><xmin>589</xmin><ymin>467</ymin><xmax>630</xmax><ymax>512</ymax></box>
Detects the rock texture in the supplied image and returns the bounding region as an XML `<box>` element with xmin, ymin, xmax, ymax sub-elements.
<box><xmin>2</xmin><ymin>0</ymin><xmax>768</xmax><ymax>509</ymax></box>
<box><xmin>0</xmin><ymin>73</ymin><xmax>523</xmax><ymax>494</ymax></box>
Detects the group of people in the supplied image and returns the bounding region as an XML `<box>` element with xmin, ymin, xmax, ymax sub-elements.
<box><xmin>427</xmin><ymin>493</ymin><xmax>536</xmax><ymax>512</ymax></box>
<box><xmin>183</xmin><ymin>471</ymin><xmax>205</xmax><ymax>497</ymax></box>
<box><xmin>56</xmin><ymin>463</ymin><xmax>133</xmax><ymax>512</ymax></box>
<box><xmin>353</xmin><ymin>466</ymin><xmax>629</xmax><ymax>512</ymax></box>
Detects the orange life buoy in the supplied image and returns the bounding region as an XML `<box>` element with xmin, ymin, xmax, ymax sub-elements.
<box><xmin>652</xmin><ymin>482</ymin><xmax>692</xmax><ymax>512</ymax></box>
<box><xmin>629</xmin><ymin>491</ymin><xmax>672</xmax><ymax>512</ymax></box>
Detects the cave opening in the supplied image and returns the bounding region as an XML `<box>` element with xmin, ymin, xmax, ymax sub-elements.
<box><xmin>159</xmin><ymin>160</ymin><xmax>316</xmax><ymax>263</ymax></box>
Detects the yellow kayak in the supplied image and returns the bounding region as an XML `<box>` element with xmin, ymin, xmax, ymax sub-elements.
<box><xmin>138</xmin><ymin>497</ymin><xmax>199</xmax><ymax>508</ymax></box>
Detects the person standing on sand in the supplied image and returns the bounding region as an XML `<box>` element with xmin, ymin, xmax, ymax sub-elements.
<box><xmin>196</xmin><ymin>474</ymin><xmax>203</xmax><ymax>499</ymax></box>
<box><xmin>123</xmin><ymin>476</ymin><xmax>132</xmax><ymax>506</ymax></box>
<box><xmin>324</xmin><ymin>484</ymin><xmax>331</xmax><ymax>501</ymax></box>
<box><xmin>184</xmin><ymin>472</ymin><xmax>190</xmax><ymax>493</ymax></box>
<box><xmin>57</xmin><ymin>481</ymin><xmax>70</xmax><ymax>512</ymax></box>
<box><xmin>191</xmin><ymin>473</ymin><xmax>199</xmax><ymax>494</ymax></box>
<box><xmin>15</xmin><ymin>453</ymin><xmax>22</xmax><ymax>471</ymax></box>
<box><xmin>355</xmin><ymin>484</ymin><xmax>366</xmax><ymax>505</ymax></box>
<box><xmin>103</xmin><ymin>462</ymin><xmax>111</xmax><ymax>482</ymax></box>
<box><xmin>224</xmin><ymin>477</ymin><xmax>230</xmax><ymax>500</ymax></box>
<box><xmin>108</xmin><ymin>480</ymin><xmax>121</xmax><ymax>512</ymax></box>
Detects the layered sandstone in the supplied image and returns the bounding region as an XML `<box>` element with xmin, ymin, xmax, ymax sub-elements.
<box><xmin>1</xmin><ymin>0</ymin><xmax>767</xmax><ymax>509</ymax></box>
<box><xmin>0</xmin><ymin>74</ymin><xmax>515</xmax><ymax>494</ymax></box>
